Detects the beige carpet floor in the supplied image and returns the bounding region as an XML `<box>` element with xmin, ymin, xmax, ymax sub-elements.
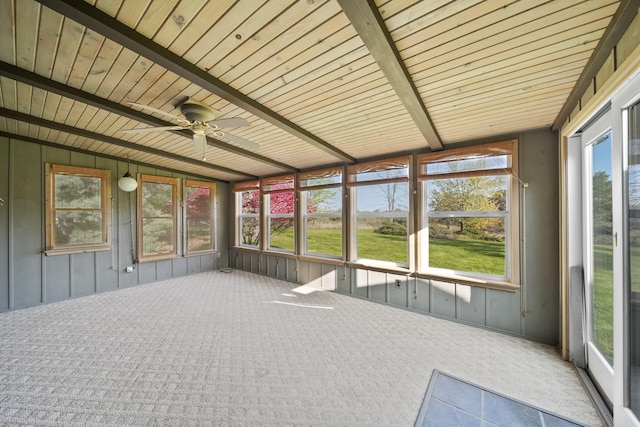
<box><xmin>0</xmin><ymin>269</ymin><xmax>602</xmax><ymax>426</ymax></box>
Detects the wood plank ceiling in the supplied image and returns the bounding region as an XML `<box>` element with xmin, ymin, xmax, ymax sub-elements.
<box><xmin>0</xmin><ymin>0</ymin><xmax>627</xmax><ymax>182</ymax></box>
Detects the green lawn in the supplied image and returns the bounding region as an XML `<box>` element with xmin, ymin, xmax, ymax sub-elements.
<box><xmin>270</xmin><ymin>228</ymin><xmax>505</xmax><ymax>274</ymax></box>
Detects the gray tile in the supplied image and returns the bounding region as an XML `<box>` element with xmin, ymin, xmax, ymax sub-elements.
<box><xmin>540</xmin><ymin>412</ymin><xmax>584</xmax><ymax>427</ymax></box>
<box><xmin>432</xmin><ymin>373</ymin><xmax>483</xmax><ymax>417</ymax></box>
<box><xmin>421</xmin><ymin>398</ymin><xmax>481</xmax><ymax>427</ymax></box>
<box><xmin>483</xmin><ymin>391</ymin><xmax>543</xmax><ymax>427</ymax></box>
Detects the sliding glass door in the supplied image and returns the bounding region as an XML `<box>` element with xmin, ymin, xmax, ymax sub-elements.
<box><xmin>627</xmin><ymin>101</ymin><xmax>640</xmax><ymax>422</ymax></box>
<box><xmin>582</xmin><ymin>111</ymin><xmax>615</xmax><ymax>403</ymax></box>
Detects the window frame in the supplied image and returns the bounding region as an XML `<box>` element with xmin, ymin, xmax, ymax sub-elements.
<box><xmin>417</xmin><ymin>140</ymin><xmax>520</xmax><ymax>285</ymax></box>
<box><xmin>233</xmin><ymin>180</ymin><xmax>261</xmax><ymax>249</ymax></box>
<box><xmin>347</xmin><ymin>156</ymin><xmax>412</xmax><ymax>269</ymax></box>
<box><xmin>262</xmin><ymin>174</ymin><xmax>296</xmax><ymax>254</ymax></box>
<box><xmin>299</xmin><ymin>166</ymin><xmax>344</xmax><ymax>260</ymax></box>
<box><xmin>45</xmin><ymin>163</ymin><xmax>112</xmax><ymax>255</ymax></box>
<box><xmin>137</xmin><ymin>174</ymin><xmax>180</xmax><ymax>263</ymax></box>
<box><xmin>183</xmin><ymin>179</ymin><xmax>216</xmax><ymax>255</ymax></box>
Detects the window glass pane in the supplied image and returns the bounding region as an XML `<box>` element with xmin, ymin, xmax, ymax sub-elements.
<box><xmin>142</xmin><ymin>218</ymin><xmax>175</xmax><ymax>256</ymax></box>
<box><xmin>186</xmin><ymin>186</ymin><xmax>213</xmax><ymax>252</ymax></box>
<box><xmin>239</xmin><ymin>190</ymin><xmax>260</xmax><ymax>247</ymax></box>
<box><xmin>268</xmin><ymin>191</ymin><xmax>294</xmax><ymax>251</ymax></box>
<box><xmin>142</xmin><ymin>182</ymin><xmax>173</xmax><ymax>218</ymax></box>
<box><xmin>425</xmin><ymin>155</ymin><xmax>508</xmax><ymax>176</ymax></box>
<box><xmin>55</xmin><ymin>210</ymin><xmax>102</xmax><ymax>245</ymax></box>
<box><xmin>355</xmin><ymin>183</ymin><xmax>408</xmax><ymax>264</ymax></box>
<box><xmin>305</xmin><ymin>188</ymin><xmax>342</xmax><ymax>257</ymax></box>
<box><xmin>428</xmin><ymin>217</ymin><xmax>505</xmax><ymax>275</ymax></box>
<box><xmin>427</xmin><ymin>176</ymin><xmax>507</xmax><ymax>212</ymax></box>
<box><xmin>590</xmin><ymin>132</ymin><xmax>614</xmax><ymax>365</ymax></box>
<box><xmin>422</xmin><ymin>145</ymin><xmax>513</xmax><ymax>279</ymax></box>
<box><xmin>55</xmin><ymin>175</ymin><xmax>101</xmax><ymax>208</ymax></box>
<box><xmin>140</xmin><ymin>178</ymin><xmax>176</xmax><ymax>259</ymax></box>
<box><xmin>47</xmin><ymin>165</ymin><xmax>110</xmax><ymax>252</ymax></box>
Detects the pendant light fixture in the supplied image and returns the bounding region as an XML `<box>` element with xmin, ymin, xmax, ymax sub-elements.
<box><xmin>118</xmin><ymin>156</ymin><xmax>138</xmax><ymax>192</ymax></box>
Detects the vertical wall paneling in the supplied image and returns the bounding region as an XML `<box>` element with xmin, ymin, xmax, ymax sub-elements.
<box><xmin>11</xmin><ymin>140</ymin><xmax>43</xmax><ymax>308</ymax></box>
<box><xmin>369</xmin><ymin>270</ymin><xmax>387</xmax><ymax>303</ymax></box>
<box><xmin>138</xmin><ymin>262</ymin><xmax>157</xmax><ymax>284</ymax></box>
<box><xmin>187</xmin><ymin>255</ymin><xmax>202</xmax><ymax>274</ymax></box>
<box><xmin>72</xmin><ymin>252</ymin><xmax>95</xmax><ymax>297</ymax></box>
<box><xmin>456</xmin><ymin>284</ymin><xmax>486</xmax><ymax>325</ymax></box>
<box><xmin>486</xmin><ymin>289</ymin><xmax>523</xmax><ymax>335</ymax></box>
<box><xmin>118</xmin><ymin>160</ymin><xmax>138</xmax><ymax>289</ymax></box>
<box><xmin>96</xmin><ymin>157</ymin><xmax>118</xmax><ymax>292</ymax></box>
<box><xmin>286</xmin><ymin>258</ymin><xmax>297</xmax><ymax>282</ymax></box>
<box><xmin>320</xmin><ymin>264</ymin><xmax>336</xmax><ymax>291</ymax></box>
<box><xmin>352</xmin><ymin>268</ymin><xmax>368</xmax><ymax>298</ymax></box>
<box><xmin>44</xmin><ymin>254</ymin><xmax>70</xmax><ymax>302</ymax></box>
<box><xmin>388</xmin><ymin>273</ymin><xmax>407</xmax><ymax>308</ymax></box>
<box><xmin>203</xmin><ymin>253</ymin><xmax>216</xmax><ymax>271</ymax></box>
<box><xmin>1</xmin><ymin>138</ymin><xmax>224</xmax><ymax>313</ymax></box>
<box><xmin>0</xmin><ymin>137</ymin><xmax>9</xmax><ymax>311</ymax></box>
<box><xmin>519</xmin><ymin>130</ymin><xmax>560</xmax><ymax>343</ymax></box>
<box><xmin>158</xmin><ymin>259</ymin><xmax>173</xmax><ymax>280</ymax></box>
<box><xmin>412</xmin><ymin>278</ymin><xmax>430</xmax><ymax>313</ymax></box>
<box><xmin>336</xmin><ymin>265</ymin><xmax>350</xmax><ymax>293</ymax></box>
<box><xmin>430</xmin><ymin>280</ymin><xmax>456</xmax><ymax>319</ymax></box>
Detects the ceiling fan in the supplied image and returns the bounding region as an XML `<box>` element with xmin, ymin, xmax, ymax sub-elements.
<box><xmin>122</xmin><ymin>98</ymin><xmax>259</xmax><ymax>159</ymax></box>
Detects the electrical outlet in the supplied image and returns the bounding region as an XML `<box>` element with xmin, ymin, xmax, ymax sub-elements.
<box><xmin>125</xmin><ymin>266</ymin><xmax>135</xmax><ymax>273</ymax></box>
<box><xmin>395</xmin><ymin>279</ymin><xmax>402</xmax><ymax>288</ymax></box>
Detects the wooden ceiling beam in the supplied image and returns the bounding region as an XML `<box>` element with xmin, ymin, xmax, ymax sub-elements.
<box><xmin>552</xmin><ymin>0</ymin><xmax>640</xmax><ymax>131</ymax></box>
<box><xmin>338</xmin><ymin>0</ymin><xmax>443</xmax><ymax>151</ymax></box>
<box><xmin>0</xmin><ymin>107</ymin><xmax>256</xmax><ymax>179</ymax></box>
<box><xmin>0</xmin><ymin>62</ymin><xmax>297</xmax><ymax>174</ymax></box>
<box><xmin>36</xmin><ymin>0</ymin><xmax>357</xmax><ymax>164</ymax></box>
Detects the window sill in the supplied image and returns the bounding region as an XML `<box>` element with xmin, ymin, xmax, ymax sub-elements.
<box><xmin>233</xmin><ymin>246</ymin><xmax>260</xmax><ymax>252</ymax></box>
<box><xmin>299</xmin><ymin>255</ymin><xmax>344</xmax><ymax>266</ymax></box>
<box><xmin>415</xmin><ymin>271</ymin><xmax>520</xmax><ymax>292</ymax></box>
<box><xmin>346</xmin><ymin>261</ymin><xmax>411</xmax><ymax>275</ymax></box>
<box><xmin>262</xmin><ymin>250</ymin><xmax>297</xmax><ymax>259</ymax></box>
<box><xmin>44</xmin><ymin>246</ymin><xmax>111</xmax><ymax>256</ymax></box>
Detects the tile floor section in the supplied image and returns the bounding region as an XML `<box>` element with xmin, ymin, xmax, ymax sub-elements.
<box><xmin>415</xmin><ymin>370</ymin><xmax>590</xmax><ymax>427</ymax></box>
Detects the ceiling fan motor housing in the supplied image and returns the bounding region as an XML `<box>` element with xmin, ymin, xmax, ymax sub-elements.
<box><xmin>180</xmin><ymin>100</ymin><xmax>218</xmax><ymax>123</ymax></box>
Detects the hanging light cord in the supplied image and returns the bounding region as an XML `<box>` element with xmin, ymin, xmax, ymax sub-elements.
<box><xmin>128</xmin><ymin>191</ymin><xmax>137</xmax><ymax>264</ymax></box>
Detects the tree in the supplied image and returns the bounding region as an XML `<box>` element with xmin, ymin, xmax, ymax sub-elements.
<box><xmin>428</xmin><ymin>176</ymin><xmax>504</xmax><ymax>233</ymax></box>
<box><xmin>592</xmin><ymin>170</ymin><xmax>613</xmax><ymax>244</ymax></box>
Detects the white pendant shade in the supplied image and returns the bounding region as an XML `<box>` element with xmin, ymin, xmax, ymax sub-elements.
<box><xmin>118</xmin><ymin>172</ymin><xmax>138</xmax><ymax>192</ymax></box>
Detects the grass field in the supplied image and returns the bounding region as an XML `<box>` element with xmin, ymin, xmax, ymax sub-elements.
<box><xmin>270</xmin><ymin>228</ymin><xmax>505</xmax><ymax>274</ymax></box>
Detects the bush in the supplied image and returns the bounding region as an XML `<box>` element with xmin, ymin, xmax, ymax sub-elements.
<box><xmin>373</xmin><ymin>221</ymin><xmax>407</xmax><ymax>236</ymax></box>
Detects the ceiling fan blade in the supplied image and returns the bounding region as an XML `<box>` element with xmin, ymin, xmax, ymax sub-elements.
<box><xmin>207</xmin><ymin>117</ymin><xmax>250</xmax><ymax>128</ymax></box>
<box><xmin>221</xmin><ymin>132</ymin><xmax>260</xmax><ymax>150</ymax></box>
<box><xmin>128</xmin><ymin>102</ymin><xmax>183</xmax><ymax>121</ymax></box>
<box><xmin>121</xmin><ymin>125</ymin><xmax>186</xmax><ymax>134</ymax></box>
<box><xmin>193</xmin><ymin>133</ymin><xmax>207</xmax><ymax>156</ymax></box>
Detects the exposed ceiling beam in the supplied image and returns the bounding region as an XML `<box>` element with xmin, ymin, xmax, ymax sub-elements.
<box><xmin>338</xmin><ymin>0</ymin><xmax>443</xmax><ymax>151</ymax></box>
<box><xmin>0</xmin><ymin>61</ymin><xmax>297</xmax><ymax>173</ymax></box>
<box><xmin>552</xmin><ymin>0</ymin><xmax>640</xmax><ymax>131</ymax></box>
<box><xmin>0</xmin><ymin>107</ymin><xmax>256</xmax><ymax>179</ymax></box>
<box><xmin>0</xmin><ymin>130</ymin><xmax>223</xmax><ymax>183</ymax></box>
<box><xmin>36</xmin><ymin>0</ymin><xmax>357</xmax><ymax>164</ymax></box>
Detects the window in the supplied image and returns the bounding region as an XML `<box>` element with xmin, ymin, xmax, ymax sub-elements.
<box><xmin>348</xmin><ymin>156</ymin><xmax>410</xmax><ymax>266</ymax></box>
<box><xmin>418</xmin><ymin>141</ymin><xmax>519</xmax><ymax>282</ymax></box>
<box><xmin>299</xmin><ymin>167</ymin><xmax>343</xmax><ymax>258</ymax></box>
<box><xmin>45</xmin><ymin>164</ymin><xmax>111</xmax><ymax>254</ymax></box>
<box><xmin>184</xmin><ymin>179</ymin><xmax>216</xmax><ymax>254</ymax></box>
<box><xmin>263</xmin><ymin>175</ymin><xmax>295</xmax><ymax>252</ymax></box>
<box><xmin>138</xmin><ymin>175</ymin><xmax>179</xmax><ymax>261</ymax></box>
<box><xmin>233</xmin><ymin>180</ymin><xmax>261</xmax><ymax>248</ymax></box>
